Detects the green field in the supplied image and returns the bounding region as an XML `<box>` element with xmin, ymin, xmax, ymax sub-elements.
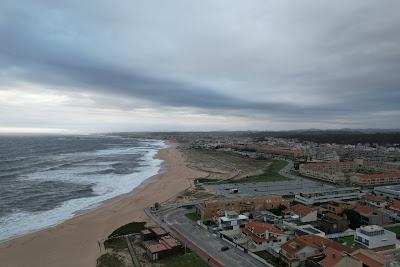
<box><xmin>108</xmin><ymin>221</ymin><xmax>146</xmax><ymax>238</ymax></box>
<box><xmin>338</xmin><ymin>235</ymin><xmax>356</xmax><ymax>245</ymax></box>
<box><xmin>185</xmin><ymin>212</ymin><xmax>200</xmax><ymax>221</ymax></box>
<box><xmin>160</xmin><ymin>252</ymin><xmax>208</xmax><ymax>267</ymax></box>
<box><xmin>230</xmin><ymin>160</ymin><xmax>289</xmax><ymax>183</ymax></box>
<box><xmin>385</xmin><ymin>226</ymin><xmax>400</xmax><ymax>235</ymax></box>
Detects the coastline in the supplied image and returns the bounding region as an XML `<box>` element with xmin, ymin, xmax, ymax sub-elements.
<box><xmin>0</xmin><ymin>141</ymin><xmax>205</xmax><ymax>267</ymax></box>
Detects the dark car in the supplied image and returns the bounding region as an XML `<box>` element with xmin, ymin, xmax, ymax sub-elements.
<box><xmin>220</xmin><ymin>246</ymin><xmax>229</xmax><ymax>251</ymax></box>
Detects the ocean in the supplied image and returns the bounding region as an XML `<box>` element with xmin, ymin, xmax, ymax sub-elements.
<box><xmin>0</xmin><ymin>135</ymin><xmax>166</xmax><ymax>241</ymax></box>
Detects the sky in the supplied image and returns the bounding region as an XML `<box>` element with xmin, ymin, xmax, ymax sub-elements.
<box><xmin>0</xmin><ymin>1</ymin><xmax>400</xmax><ymax>133</ymax></box>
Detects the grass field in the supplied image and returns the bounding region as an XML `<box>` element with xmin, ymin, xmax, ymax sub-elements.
<box><xmin>160</xmin><ymin>252</ymin><xmax>208</xmax><ymax>267</ymax></box>
<box><xmin>338</xmin><ymin>235</ymin><xmax>356</xmax><ymax>245</ymax></box>
<box><xmin>385</xmin><ymin>226</ymin><xmax>400</xmax><ymax>235</ymax></box>
<box><xmin>108</xmin><ymin>221</ymin><xmax>146</xmax><ymax>238</ymax></box>
<box><xmin>228</xmin><ymin>160</ymin><xmax>289</xmax><ymax>183</ymax></box>
<box><xmin>185</xmin><ymin>212</ymin><xmax>200</xmax><ymax>221</ymax></box>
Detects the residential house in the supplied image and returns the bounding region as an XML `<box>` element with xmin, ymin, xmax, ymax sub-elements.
<box><xmin>320</xmin><ymin>212</ymin><xmax>349</xmax><ymax>234</ymax></box>
<box><xmin>355</xmin><ymin>225</ymin><xmax>396</xmax><ymax>251</ymax></box>
<box><xmin>145</xmin><ymin>235</ymin><xmax>181</xmax><ymax>261</ymax></box>
<box><xmin>317</xmin><ymin>247</ymin><xmax>362</xmax><ymax>267</ymax></box>
<box><xmin>362</xmin><ymin>195</ymin><xmax>388</xmax><ymax>208</ymax></box>
<box><xmin>354</xmin><ymin>204</ymin><xmax>389</xmax><ymax>226</ymax></box>
<box><xmin>242</xmin><ymin>222</ymin><xmax>289</xmax><ymax>252</ymax></box>
<box><xmin>351</xmin><ymin>249</ymin><xmax>389</xmax><ymax>267</ymax></box>
<box><xmin>322</xmin><ymin>201</ymin><xmax>353</xmax><ymax>215</ymax></box>
<box><xmin>279</xmin><ymin>235</ymin><xmax>353</xmax><ymax>267</ymax></box>
<box><xmin>218</xmin><ymin>210</ymin><xmax>248</xmax><ymax>230</ymax></box>
<box><xmin>283</xmin><ymin>204</ymin><xmax>317</xmax><ymax>223</ymax></box>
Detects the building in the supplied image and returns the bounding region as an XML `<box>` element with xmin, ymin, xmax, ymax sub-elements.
<box><xmin>375</xmin><ymin>184</ymin><xmax>400</xmax><ymax>200</ymax></box>
<box><xmin>354</xmin><ymin>204</ymin><xmax>389</xmax><ymax>226</ymax></box>
<box><xmin>242</xmin><ymin>222</ymin><xmax>289</xmax><ymax>252</ymax></box>
<box><xmin>196</xmin><ymin>195</ymin><xmax>288</xmax><ymax>220</ymax></box>
<box><xmin>355</xmin><ymin>225</ymin><xmax>396</xmax><ymax>251</ymax></box>
<box><xmin>283</xmin><ymin>204</ymin><xmax>317</xmax><ymax>223</ymax></box>
<box><xmin>351</xmin><ymin>172</ymin><xmax>400</xmax><ymax>186</ymax></box>
<box><xmin>351</xmin><ymin>249</ymin><xmax>389</xmax><ymax>267</ymax></box>
<box><xmin>320</xmin><ymin>212</ymin><xmax>349</xmax><ymax>234</ymax></box>
<box><xmin>321</xmin><ymin>201</ymin><xmax>353</xmax><ymax>215</ymax></box>
<box><xmin>218</xmin><ymin>211</ymin><xmax>248</xmax><ymax>230</ymax></box>
<box><xmin>145</xmin><ymin>235</ymin><xmax>181</xmax><ymax>261</ymax></box>
<box><xmin>317</xmin><ymin>247</ymin><xmax>362</xmax><ymax>267</ymax></box>
<box><xmin>362</xmin><ymin>195</ymin><xmax>388</xmax><ymax>208</ymax></box>
<box><xmin>279</xmin><ymin>235</ymin><xmax>353</xmax><ymax>267</ymax></box>
<box><xmin>294</xmin><ymin>187</ymin><xmax>362</xmax><ymax>205</ymax></box>
<box><xmin>299</xmin><ymin>162</ymin><xmax>345</xmax><ymax>183</ymax></box>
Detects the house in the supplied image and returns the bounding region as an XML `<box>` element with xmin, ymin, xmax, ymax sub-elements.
<box><xmin>387</xmin><ymin>199</ymin><xmax>400</xmax><ymax>215</ymax></box>
<box><xmin>320</xmin><ymin>212</ymin><xmax>349</xmax><ymax>234</ymax></box>
<box><xmin>355</xmin><ymin>225</ymin><xmax>396</xmax><ymax>251</ymax></box>
<box><xmin>351</xmin><ymin>249</ymin><xmax>389</xmax><ymax>267</ymax></box>
<box><xmin>322</xmin><ymin>201</ymin><xmax>353</xmax><ymax>215</ymax></box>
<box><xmin>145</xmin><ymin>235</ymin><xmax>181</xmax><ymax>261</ymax></box>
<box><xmin>283</xmin><ymin>204</ymin><xmax>317</xmax><ymax>223</ymax></box>
<box><xmin>242</xmin><ymin>222</ymin><xmax>288</xmax><ymax>252</ymax></box>
<box><xmin>151</xmin><ymin>227</ymin><xmax>168</xmax><ymax>238</ymax></box>
<box><xmin>140</xmin><ymin>229</ymin><xmax>154</xmax><ymax>241</ymax></box>
<box><xmin>317</xmin><ymin>247</ymin><xmax>362</xmax><ymax>267</ymax></box>
<box><xmin>279</xmin><ymin>235</ymin><xmax>353</xmax><ymax>267</ymax></box>
<box><xmin>218</xmin><ymin>210</ymin><xmax>248</xmax><ymax>230</ymax></box>
<box><xmin>354</xmin><ymin>204</ymin><xmax>389</xmax><ymax>226</ymax></box>
<box><xmin>362</xmin><ymin>195</ymin><xmax>388</xmax><ymax>208</ymax></box>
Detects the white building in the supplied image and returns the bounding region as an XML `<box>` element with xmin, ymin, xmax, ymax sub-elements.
<box><xmin>355</xmin><ymin>225</ymin><xmax>396</xmax><ymax>251</ymax></box>
<box><xmin>295</xmin><ymin>187</ymin><xmax>362</xmax><ymax>205</ymax></box>
<box><xmin>375</xmin><ymin>184</ymin><xmax>400</xmax><ymax>200</ymax></box>
<box><xmin>218</xmin><ymin>211</ymin><xmax>248</xmax><ymax>231</ymax></box>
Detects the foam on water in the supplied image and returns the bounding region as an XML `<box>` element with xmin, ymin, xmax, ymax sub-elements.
<box><xmin>0</xmin><ymin>139</ymin><xmax>167</xmax><ymax>241</ymax></box>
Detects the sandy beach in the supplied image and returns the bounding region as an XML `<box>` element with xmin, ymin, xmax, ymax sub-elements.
<box><xmin>0</xmin><ymin>141</ymin><xmax>205</xmax><ymax>267</ymax></box>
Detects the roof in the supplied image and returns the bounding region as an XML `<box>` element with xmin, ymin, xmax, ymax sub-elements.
<box><xmin>359</xmin><ymin>172</ymin><xmax>400</xmax><ymax>180</ymax></box>
<box><xmin>151</xmin><ymin>227</ymin><xmax>168</xmax><ymax>236</ymax></box>
<box><xmin>146</xmin><ymin>243</ymin><xmax>168</xmax><ymax>254</ymax></box>
<box><xmin>362</xmin><ymin>194</ymin><xmax>386</xmax><ymax>203</ymax></box>
<box><xmin>318</xmin><ymin>247</ymin><xmax>346</xmax><ymax>267</ymax></box>
<box><xmin>245</xmin><ymin>222</ymin><xmax>285</xmax><ymax>235</ymax></box>
<box><xmin>285</xmin><ymin>204</ymin><xmax>315</xmax><ymax>217</ymax></box>
<box><xmin>160</xmin><ymin>235</ymin><xmax>180</xmax><ymax>248</ymax></box>
<box><xmin>325</xmin><ymin>212</ymin><xmax>343</xmax><ymax>222</ymax></box>
<box><xmin>140</xmin><ymin>229</ymin><xmax>152</xmax><ymax>235</ymax></box>
<box><xmin>354</xmin><ymin>204</ymin><xmax>374</xmax><ymax>215</ymax></box>
<box><xmin>351</xmin><ymin>249</ymin><xmax>387</xmax><ymax>267</ymax></box>
<box><xmin>389</xmin><ymin>200</ymin><xmax>400</xmax><ymax>210</ymax></box>
<box><xmin>281</xmin><ymin>235</ymin><xmax>353</xmax><ymax>255</ymax></box>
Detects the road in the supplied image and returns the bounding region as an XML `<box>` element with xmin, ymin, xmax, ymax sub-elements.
<box><xmin>164</xmin><ymin>208</ymin><xmax>266</xmax><ymax>267</ymax></box>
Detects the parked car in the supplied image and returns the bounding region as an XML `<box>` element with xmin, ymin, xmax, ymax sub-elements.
<box><xmin>220</xmin><ymin>246</ymin><xmax>229</xmax><ymax>251</ymax></box>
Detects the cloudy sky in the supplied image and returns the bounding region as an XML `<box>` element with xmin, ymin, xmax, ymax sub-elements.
<box><xmin>0</xmin><ymin>1</ymin><xmax>399</xmax><ymax>133</ymax></box>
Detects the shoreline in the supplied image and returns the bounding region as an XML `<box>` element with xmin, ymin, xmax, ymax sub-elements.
<box><xmin>0</xmin><ymin>141</ymin><xmax>206</xmax><ymax>267</ymax></box>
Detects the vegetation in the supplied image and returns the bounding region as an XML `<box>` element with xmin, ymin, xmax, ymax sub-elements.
<box><xmin>343</xmin><ymin>209</ymin><xmax>363</xmax><ymax>230</ymax></box>
<box><xmin>268</xmin><ymin>204</ymin><xmax>287</xmax><ymax>216</ymax></box>
<box><xmin>104</xmin><ymin>237</ymin><xmax>126</xmax><ymax>250</ymax></box>
<box><xmin>185</xmin><ymin>212</ymin><xmax>200</xmax><ymax>221</ymax></box>
<box><xmin>231</xmin><ymin>160</ymin><xmax>288</xmax><ymax>183</ymax></box>
<box><xmin>254</xmin><ymin>250</ymin><xmax>279</xmax><ymax>266</ymax></box>
<box><xmin>338</xmin><ymin>236</ymin><xmax>356</xmax><ymax>245</ymax></box>
<box><xmin>385</xmin><ymin>226</ymin><xmax>400</xmax><ymax>237</ymax></box>
<box><xmin>159</xmin><ymin>252</ymin><xmax>208</xmax><ymax>267</ymax></box>
<box><xmin>96</xmin><ymin>253</ymin><xmax>124</xmax><ymax>267</ymax></box>
<box><xmin>108</xmin><ymin>221</ymin><xmax>146</xmax><ymax>238</ymax></box>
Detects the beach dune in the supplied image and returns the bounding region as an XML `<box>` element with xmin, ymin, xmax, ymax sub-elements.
<box><xmin>0</xmin><ymin>142</ymin><xmax>203</xmax><ymax>267</ymax></box>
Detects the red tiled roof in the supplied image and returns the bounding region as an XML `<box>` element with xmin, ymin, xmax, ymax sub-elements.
<box><xmin>362</xmin><ymin>195</ymin><xmax>386</xmax><ymax>203</ymax></box>
<box><xmin>389</xmin><ymin>200</ymin><xmax>400</xmax><ymax>210</ymax></box>
<box><xmin>359</xmin><ymin>172</ymin><xmax>400</xmax><ymax>180</ymax></box>
<box><xmin>285</xmin><ymin>204</ymin><xmax>315</xmax><ymax>217</ymax></box>
<box><xmin>151</xmin><ymin>227</ymin><xmax>167</xmax><ymax>236</ymax></box>
<box><xmin>351</xmin><ymin>249</ymin><xmax>387</xmax><ymax>267</ymax></box>
<box><xmin>147</xmin><ymin>243</ymin><xmax>168</xmax><ymax>254</ymax></box>
<box><xmin>281</xmin><ymin>235</ymin><xmax>353</xmax><ymax>255</ymax></box>
<box><xmin>354</xmin><ymin>204</ymin><xmax>374</xmax><ymax>215</ymax></box>
<box><xmin>319</xmin><ymin>247</ymin><xmax>346</xmax><ymax>267</ymax></box>
<box><xmin>160</xmin><ymin>236</ymin><xmax>180</xmax><ymax>248</ymax></box>
<box><xmin>245</xmin><ymin>222</ymin><xmax>285</xmax><ymax>235</ymax></box>
<box><xmin>325</xmin><ymin>212</ymin><xmax>343</xmax><ymax>222</ymax></box>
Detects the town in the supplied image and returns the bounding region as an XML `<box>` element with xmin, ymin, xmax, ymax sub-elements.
<box><xmin>99</xmin><ymin>131</ymin><xmax>400</xmax><ymax>267</ymax></box>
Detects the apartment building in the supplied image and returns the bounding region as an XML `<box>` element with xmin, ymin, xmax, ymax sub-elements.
<box><xmin>294</xmin><ymin>187</ymin><xmax>362</xmax><ymax>205</ymax></box>
<box><xmin>351</xmin><ymin>172</ymin><xmax>400</xmax><ymax>186</ymax></box>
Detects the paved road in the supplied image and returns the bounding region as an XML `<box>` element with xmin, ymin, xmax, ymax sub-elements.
<box><xmin>205</xmin><ymin>160</ymin><xmax>335</xmax><ymax>198</ymax></box>
<box><xmin>164</xmin><ymin>208</ymin><xmax>266</xmax><ymax>267</ymax></box>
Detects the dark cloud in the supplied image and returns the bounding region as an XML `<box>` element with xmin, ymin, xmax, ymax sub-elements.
<box><xmin>0</xmin><ymin>0</ymin><xmax>400</xmax><ymax>131</ymax></box>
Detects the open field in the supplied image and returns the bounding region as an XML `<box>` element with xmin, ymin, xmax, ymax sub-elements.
<box><xmin>229</xmin><ymin>160</ymin><xmax>288</xmax><ymax>183</ymax></box>
<box><xmin>183</xmin><ymin>148</ymin><xmax>270</xmax><ymax>181</ymax></box>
